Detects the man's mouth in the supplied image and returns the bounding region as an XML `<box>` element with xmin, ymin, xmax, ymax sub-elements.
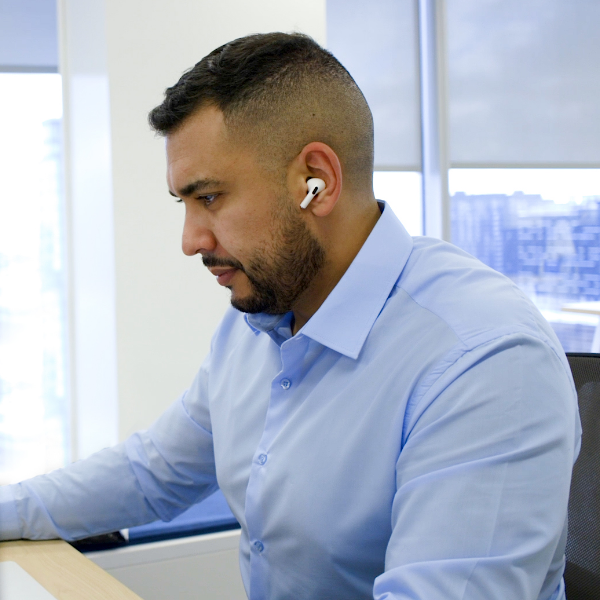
<box><xmin>208</xmin><ymin>266</ymin><xmax>238</xmax><ymax>286</ymax></box>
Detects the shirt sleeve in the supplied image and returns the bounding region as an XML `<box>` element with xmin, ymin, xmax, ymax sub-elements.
<box><xmin>373</xmin><ymin>333</ymin><xmax>581</xmax><ymax>600</ymax></box>
<box><xmin>0</xmin><ymin>364</ymin><xmax>218</xmax><ymax>542</ymax></box>
<box><xmin>0</xmin><ymin>485</ymin><xmax>20</xmax><ymax>539</ymax></box>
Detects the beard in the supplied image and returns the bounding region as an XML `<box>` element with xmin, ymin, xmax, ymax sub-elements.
<box><xmin>202</xmin><ymin>199</ymin><xmax>326</xmax><ymax>315</ymax></box>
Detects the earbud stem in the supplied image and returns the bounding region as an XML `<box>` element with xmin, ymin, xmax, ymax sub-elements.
<box><xmin>300</xmin><ymin>178</ymin><xmax>326</xmax><ymax>209</ymax></box>
<box><xmin>300</xmin><ymin>192</ymin><xmax>315</xmax><ymax>209</ymax></box>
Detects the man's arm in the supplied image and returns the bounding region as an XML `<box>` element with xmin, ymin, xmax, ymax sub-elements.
<box><xmin>0</xmin><ymin>378</ymin><xmax>218</xmax><ymax>541</ymax></box>
<box><xmin>373</xmin><ymin>334</ymin><xmax>580</xmax><ymax>600</ymax></box>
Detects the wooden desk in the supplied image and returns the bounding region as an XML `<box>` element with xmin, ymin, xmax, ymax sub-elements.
<box><xmin>0</xmin><ymin>540</ymin><xmax>142</xmax><ymax>599</ymax></box>
<box><xmin>561</xmin><ymin>301</ymin><xmax>600</xmax><ymax>352</ymax></box>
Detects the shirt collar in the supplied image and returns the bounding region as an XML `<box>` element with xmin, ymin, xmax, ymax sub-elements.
<box><xmin>245</xmin><ymin>202</ymin><xmax>413</xmax><ymax>358</ymax></box>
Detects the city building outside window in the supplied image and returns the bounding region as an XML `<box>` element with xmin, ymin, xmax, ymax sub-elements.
<box><xmin>450</xmin><ymin>169</ymin><xmax>600</xmax><ymax>351</ymax></box>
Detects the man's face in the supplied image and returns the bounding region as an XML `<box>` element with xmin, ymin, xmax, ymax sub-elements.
<box><xmin>166</xmin><ymin>106</ymin><xmax>325</xmax><ymax>315</ymax></box>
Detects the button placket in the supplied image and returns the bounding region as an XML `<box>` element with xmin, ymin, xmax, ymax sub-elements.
<box><xmin>244</xmin><ymin>335</ymin><xmax>310</xmax><ymax>595</ymax></box>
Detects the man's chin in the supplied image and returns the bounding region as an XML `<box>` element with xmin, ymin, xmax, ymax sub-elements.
<box><xmin>229</xmin><ymin>289</ymin><xmax>281</xmax><ymax>315</ymax></box>
<box><xmin>230</xmin><ymin>295</ymin><xmax>266</xmax><ymax>314</ymax></box>
<box><xmin>223</xmin><ymin>276</ymin><xmax>259</xmax><ymax>312</ymax></box>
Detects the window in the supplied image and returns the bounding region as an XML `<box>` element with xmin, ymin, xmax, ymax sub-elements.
<box><xmin>330</xmin><ymin>0</ymin><xmax>600</xmax><ymax>352</ymax></box>
<box><xmin>445</xmin><ymin>0</ymin><xmax>600</xmax><ymax>352</ymax></box>
<box><xmin>0</xmin><ymin>73</ymin><xmax>68</xmax><ymax>484</ymax></box>
<box><xmin>450</xmin><ymin>169</ymin><xmax>600</xmax><ymax>351</ymax></box>
<box><xmin>327</xmin><ymin>0</ymin><xmax>423</xmax><ymax>235</ymax></box>
<box><xmin>374</xmin><ymin>172</ymin><xmax>422</xmax><ymax>235</ymax></box>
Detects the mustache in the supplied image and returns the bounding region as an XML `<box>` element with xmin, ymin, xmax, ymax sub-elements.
<box><xmin>202</xmin><ymin>254</ymin><xmax>246</xmax><ymax>273</ymax></box>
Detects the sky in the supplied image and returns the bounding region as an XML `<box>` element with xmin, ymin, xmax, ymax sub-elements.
<box><xmin>449</xmin><ymin>168</ymin><xmax>600</xmax><ymax>204</ymax></box>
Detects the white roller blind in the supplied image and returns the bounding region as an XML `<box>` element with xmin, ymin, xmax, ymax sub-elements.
<box><xmin>447</xmin><ymin>0</ymin><xmax>600</xmax><ymax>166</ymax></box>
<box><xmin>327</xmin><ymin>0</ymin><xmax>421</xmax><ymax>170</ymax></box>
<box><xmin>0</xmin><ymin>0</ymin><xmax>58</xmax><ymax>71</ymax></box>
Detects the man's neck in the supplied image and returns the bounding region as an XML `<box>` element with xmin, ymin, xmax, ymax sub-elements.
<box><xmin>291</xmin><ymin>199</ymin><xmax>382</xmax><ymax>335</ymax></box>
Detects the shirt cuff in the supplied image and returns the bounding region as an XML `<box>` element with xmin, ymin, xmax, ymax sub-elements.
<box><xmin>0</xmin><ymin>485</ymin><xmax>22</xmax><ymax>540</ymax></box>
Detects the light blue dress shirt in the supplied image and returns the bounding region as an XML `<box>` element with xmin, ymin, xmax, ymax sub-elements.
<box><xmin>0</xmin><ymin>203</ymin><xmax>581</xmax><ymax>600</ymax></box>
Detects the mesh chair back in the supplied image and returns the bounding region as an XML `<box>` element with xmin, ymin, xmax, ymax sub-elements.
<box><xmin>565</xmin><ymin>353</ymin><xmax>600</xmax><ymax>599</ymax></box>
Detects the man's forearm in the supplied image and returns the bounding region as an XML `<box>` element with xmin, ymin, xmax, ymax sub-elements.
<box><xmin>0</xmin><ymin>443</ymin><xmax>158</xmax><ymax>541</ymax></box>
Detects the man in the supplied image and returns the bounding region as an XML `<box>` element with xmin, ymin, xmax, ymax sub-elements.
<box><xmin>0</xmin><ymin>33</ymin><xmax>580</xmax><ymax>600</ymax></box>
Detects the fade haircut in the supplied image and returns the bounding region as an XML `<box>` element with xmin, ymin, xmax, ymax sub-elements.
<box><xmin>148</xmin><ymin>32</ymin><xmax>374</xmax><ymax>190</ymax></box>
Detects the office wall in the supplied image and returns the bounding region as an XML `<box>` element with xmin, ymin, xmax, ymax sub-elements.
<box><xmin>59</xmin><ymin>0</ymin><xmax>327</xmax><ymax>456</ymax></box>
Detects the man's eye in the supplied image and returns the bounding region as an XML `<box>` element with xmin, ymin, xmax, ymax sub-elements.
<box><xmin>198</xmin><ymin>194</ymin><xmax>218</xmax><ymax>207</ymax></box>
<box><xmin>173</xmin><ymin>194</ymin><xmax>219</xmax><ymax>206</ymax></box>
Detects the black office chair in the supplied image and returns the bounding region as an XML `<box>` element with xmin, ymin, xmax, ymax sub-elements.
<box><xmin>564</xmin><ymin>353</ymin><xmax>600</xmax><ymax>599</ymax></box>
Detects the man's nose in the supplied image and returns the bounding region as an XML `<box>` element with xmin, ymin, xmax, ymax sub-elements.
<box><xmin>182</xmin><ymin>209</ymin><xmax>217</xmax><ymax>256</ymax></box>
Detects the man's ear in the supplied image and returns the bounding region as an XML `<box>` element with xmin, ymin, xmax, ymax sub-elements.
<box><xmin>291</xmin><ymin>142</ymin><xmax>342</xmax><ymax>217</ymax></box>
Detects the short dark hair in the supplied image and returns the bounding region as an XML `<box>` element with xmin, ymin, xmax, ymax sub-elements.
<box><xmin>149</xmin><ymin>32</ymin><xmax>374</xmax><ymax>188</ymax></box>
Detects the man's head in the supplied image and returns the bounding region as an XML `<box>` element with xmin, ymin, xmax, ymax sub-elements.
<box><xmin>149</xmin><ymin>32</ymin><xmax>374</xmax><ymax>189</ymax></box>
<box><xmin>149</xmin><ymin>33</ymin><xmax>378</xmax><ymax>320</ymax></box>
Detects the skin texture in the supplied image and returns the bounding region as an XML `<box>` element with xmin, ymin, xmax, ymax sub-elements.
<box><xmin>166</xmin><ymin>105</ymin><xmax>382</xmax><ymax>334</ymax></box>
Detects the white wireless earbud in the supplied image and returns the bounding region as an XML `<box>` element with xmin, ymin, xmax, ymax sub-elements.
<box><xmin>300</xmin><ymin>178</ymin><xmax>326</xmax><ymax>209</ymax></box>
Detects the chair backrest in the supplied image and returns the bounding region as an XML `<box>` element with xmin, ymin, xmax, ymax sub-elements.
<box><xmin>564</xmin><ymin>353</ymin><xmax>600</xmax><ymax>599</ymax></box>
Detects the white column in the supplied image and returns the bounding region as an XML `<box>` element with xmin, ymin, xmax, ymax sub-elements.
<box><xmin>59</xmin><ymin>0</ymin><xmax>327</xmax><ymax>455</ymax></box>
<box><xmin>59</xmin><ymin>0</ymin><xmax>119</xmax><ymax>459</ymax></box>
<box><xmin>418</xmin><ymin>0</ymin><xmax>450</xmax><ymax>240</ymax></box>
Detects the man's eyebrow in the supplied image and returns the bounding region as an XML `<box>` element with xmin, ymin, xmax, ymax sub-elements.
<box><xmin>169</xmin><ymin>178</ymin><xmax>223</xmax><ymax>198</ymax></box>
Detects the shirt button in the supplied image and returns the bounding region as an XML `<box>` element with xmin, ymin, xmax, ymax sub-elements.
<box><xmin>257</xmin><ymin>453</ymin><xmax>267</xmax><ymax>465</ymax></box>
<box><xmin>280</xmin><ymin>378</ymin><xmax>291</xmax><ymax>390</ymax></box>
<box><xmin>253</xmin><ymin>540</ymin><xmax>264</xmax><ymax>553</ymax></box>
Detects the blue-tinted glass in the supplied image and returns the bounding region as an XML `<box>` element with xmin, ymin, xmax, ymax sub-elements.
<box><xmin>450</xmin><ymin>169</ymin><xmax>600</xmax><ymax>352</ymax></box>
